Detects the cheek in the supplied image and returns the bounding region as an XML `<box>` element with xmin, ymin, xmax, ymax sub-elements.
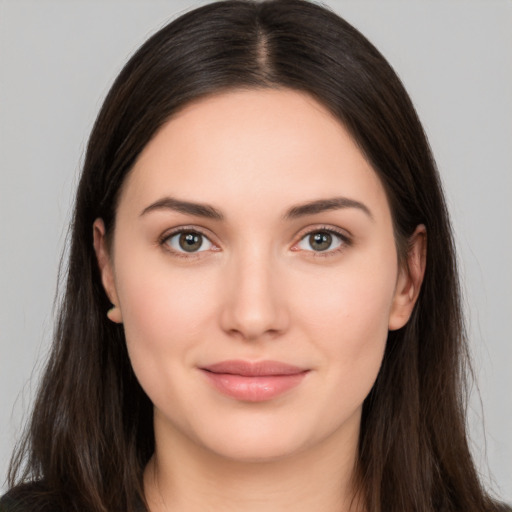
<box><xmin>292</xmin><ymin>250</ymin><xmax>397</xmax><ymax>394</ymax></box>
<box><xmin>114</xmin><ymin>255</ymin><xmax>219</xmax><ymax>386</ymax></box>
<box><xmin>296</xmin><ymin>251</ymin><xmax>397</xmax><ymax>341</ymax></box>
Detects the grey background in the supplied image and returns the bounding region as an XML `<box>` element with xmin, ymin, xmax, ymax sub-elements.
<box><xmin>1</xmin><ymin>0</ymin><xmax>510</xmax><ymax>501</ymax></box>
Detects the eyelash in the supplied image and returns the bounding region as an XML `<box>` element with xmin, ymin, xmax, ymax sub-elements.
<box><xmin>158</xmin><ymin>225</ymin><xmax>352</xmax><ymax>260</ymax></box>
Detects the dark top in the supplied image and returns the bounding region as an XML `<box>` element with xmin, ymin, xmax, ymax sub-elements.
<box><xmin>1</xmin><ymin>487</ymin><xmax>511</xmax><ymax>512</ymax></box>
<box><xmin>0</xmin><ymin>489</ymin><xmax>147</xmax><ymax>512</ymax></box>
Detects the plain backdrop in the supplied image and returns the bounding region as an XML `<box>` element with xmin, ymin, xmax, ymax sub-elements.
<box><xmin>1</xmin><ymin>0</ymin><xmax>511</xmax><ymax>502</ymax></box>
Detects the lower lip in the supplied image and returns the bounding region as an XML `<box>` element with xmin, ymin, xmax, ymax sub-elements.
<box><xmin>201</xmin><ymin>370</ymin><xmax>308</xmax><ymax>402</ymax></box>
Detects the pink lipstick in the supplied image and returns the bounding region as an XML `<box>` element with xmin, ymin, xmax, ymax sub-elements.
<box><xmin>200</xmin><ymin>360</ymin><xmax>309</xmax><ymax>402</ymax></box>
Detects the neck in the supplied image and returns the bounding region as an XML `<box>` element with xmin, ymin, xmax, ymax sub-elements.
<box><xmin>144</xmin><ymin>415</ymin><xmax>364</xmax><ymax>512</ymax></box>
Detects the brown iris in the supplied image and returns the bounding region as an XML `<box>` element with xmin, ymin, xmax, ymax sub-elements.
<box><xmin>308</xmin><ymin>232</ymin><xmax>333</xmax><ymax>251</ymax></box>
<box><xmin>179</xmin><ymin>232</ymin><xmax>203</xmax><ymax>252</ymax></box>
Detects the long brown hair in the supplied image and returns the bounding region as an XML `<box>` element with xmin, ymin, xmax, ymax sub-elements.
<box><xmin>5</xmin><ymin>1</ymin><xmax>507</xmax><ymax>511</ymax></box>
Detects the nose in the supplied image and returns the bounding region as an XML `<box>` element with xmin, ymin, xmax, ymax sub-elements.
<box><xmin>219</xmin><ymin>246</ymin><xmax>289</xmax><ymax>342</ymax></box>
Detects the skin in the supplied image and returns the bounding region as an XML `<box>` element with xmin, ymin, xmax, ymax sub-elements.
<box><xmin>94</xmin><ymin>88</ymin><xmax>426</xmax><ymax>512</ymax></box>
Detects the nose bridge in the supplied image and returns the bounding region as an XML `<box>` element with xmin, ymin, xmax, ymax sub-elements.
<box><xmin>220</xmin><ymin>238</ymin><xmax>288</xmax><ymax>341</ymax></box>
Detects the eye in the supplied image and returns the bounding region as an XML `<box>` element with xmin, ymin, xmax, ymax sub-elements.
<box><xmin>165</xmin><ymin>230</ymin><xmax>214</xmax><ymax>253</ymax></box>
<box><xmin>296</xmin><ymin>229</ymin><xmax>346</xmax><ymax>253</ymax></box>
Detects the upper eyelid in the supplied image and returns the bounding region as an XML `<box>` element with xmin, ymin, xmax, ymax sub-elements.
<box><xmin>294</xmin><ymin>224</ymin><xmax>351</xmax><ymax>242</ymax></box>
<box><xmin>160</xmin><ymin>225</ymin><xmax>216</xmax><ymax>243</ymax></box>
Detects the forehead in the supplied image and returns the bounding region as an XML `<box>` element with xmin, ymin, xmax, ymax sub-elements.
<box><xmin>120</xmin><ymin>88</ymin><xmax>390</xmax><ymax>222</ymax></box>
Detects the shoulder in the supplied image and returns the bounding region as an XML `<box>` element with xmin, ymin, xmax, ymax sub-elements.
<box><xmin>0</xmin><ymin>483</ymin><xmax>61</xmax><ymax>512</ymax></box>
<box><xmin>0</xmin><ymin>493</ymin><xmax>20</xmax><ymax>512</ymax></box>
<box><xmin>1</xmin><ymin>483</ymin><xmax>148</xmax><ymax>512</ymax></box>
<box><xmin>0</xmin><ymin>493</ymin><xmax>32</xmax><ymax>512</ymax></box>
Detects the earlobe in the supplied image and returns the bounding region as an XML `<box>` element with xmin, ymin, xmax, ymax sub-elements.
<box><xmin>107</xmin><ymin>305</ymin><xmax>123</xmax><ymax>323</ymax></box>
<box><xmin>388</xmin><ymin>225</ymin><xmax>427</xmax><ymax>331</ymax></box>
<box><xmin>93</xmin><ymin>218</ymin><xmax>123</xmax><ymax>323</ymax></box>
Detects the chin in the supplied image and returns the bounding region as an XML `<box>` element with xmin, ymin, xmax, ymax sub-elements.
<box><xmin>201</xmin><ymin>431</ymin><xmax>311</xmax><ymax>463</ymax></box>
<box><xmin>184</xmin><ymin>405</ymin><xmax>360</xmax><ymax>465</ymax></box>
<box><xmin>166</xmin><ymin>406</ymin><xmax>317</xmax><ymax>463</ymax></box>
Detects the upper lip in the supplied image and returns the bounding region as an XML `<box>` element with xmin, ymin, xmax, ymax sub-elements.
<box><xmin>200</xmin><ymin>360</ymin><xmax>307</xmax><ymax>377</ymax></box>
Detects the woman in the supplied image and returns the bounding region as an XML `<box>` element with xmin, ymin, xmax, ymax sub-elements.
<box><xmin>1</xmin><ymin>1</ymin><xmax>509</xmax><ymax>511</ymax></box>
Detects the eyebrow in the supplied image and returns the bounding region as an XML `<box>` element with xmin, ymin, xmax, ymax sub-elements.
<box><xmin>140</xmin><ymin>196</ymin><xmax>373</xmax><ymax>222</ymax></box>
<box><xmin>140</xmin><ymin>197</ymin><xmax>224</xmax><ymax>220</ymax></box>
<box><xmin>284</xmin><ymin>197</ymin><xmax>374</xmax><ymax>221</ymax></box>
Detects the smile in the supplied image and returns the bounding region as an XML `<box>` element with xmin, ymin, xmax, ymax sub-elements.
<box><xmin>199</xmin><ymin>360</ymin><xmax>310</xmax><ymax>402</ymax></box>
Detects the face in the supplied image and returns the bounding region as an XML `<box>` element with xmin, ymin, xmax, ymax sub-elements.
<box><xmin>95</xmin><ymin>89</ymin><xmax>423</xmax><ymax>463</ymax></box>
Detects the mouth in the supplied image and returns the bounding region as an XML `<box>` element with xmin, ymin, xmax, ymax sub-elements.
<box><xmin>199</xmin><ymin>360</ymin><xmax>309</xmax><ymax>402</ymax></box>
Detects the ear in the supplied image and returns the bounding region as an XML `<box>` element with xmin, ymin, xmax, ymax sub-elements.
<box><xmin>93</xmin><ymin>218</ymin><xmax>122</xmax><ymax>323</ymax></box>
<box><xmin>388</xmin><ymin>225</ymin><xmax>427</xmax><ymax>331</ymax></box>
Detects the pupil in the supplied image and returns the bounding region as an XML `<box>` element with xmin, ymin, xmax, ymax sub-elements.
<box><xmin>310</xmin><ymin>232</ymin><xmax>331</xmax><ymax>251</ymax></box>
<box><xmin>179</xmin><ymin>232</ymin><xmax>202</xmax><ymax>252</ymax></box>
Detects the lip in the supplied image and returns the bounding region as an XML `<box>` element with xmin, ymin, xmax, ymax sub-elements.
<box><xmin>199</xmin><ymin>360</ymin><xmax>309</xmax><ymax>402</ymax></box>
